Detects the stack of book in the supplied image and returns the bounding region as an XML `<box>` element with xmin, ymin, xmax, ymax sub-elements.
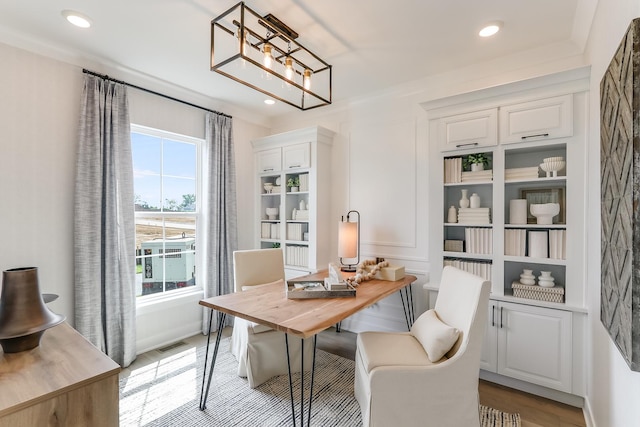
<box><xmin>458</xmin><ymin>208</ymin><xmax>491</xmax><ymax>224</ymax></box>
<box><xmin>444</xmin><ymin>157</ymin><xmax>462</xmax><ymax>183</ymax></box>
<box><xmin>504</xmin><ymin>229</ymin><xmax>526</xmax><ymax>256</ymax></box>
<box><xmin>464</xmin><ymin>228</ymin><xmax>493</xmax><ymax>254</ymax></box>
<box><xmin>287</xmin><ymin>223</ymin><xmax>306</xmax><ymax>241</ymax></box>
<box><xmin>298</xmin><ymin>173</ymin><xmax>309</xmax><ymax>191</ymax></box>
<box><xmin>286</xmin><ymin>246</ymin><xmax>308</xmax><ymax>267</ymax></box>
<box><xmin>443</xmin><ymin>259</ymin><xmax>492</xmax><ymax>281</ymax></box>
<box><xmin>549</xmin><ymin>229</ymin><xmax>566</xmax><ymax>259</ymax></box>
<box><xmin>261</xmin><ymin>223</ymin><xmax>271</xmax><ymax>238</ymax></box>
<box><xmin>505</xmin><ymin>167</ymin><xmax>539</xmax><ymax>181</ymax></box>
<box><xmin>461</xmin><ymin>169</ymin><xmax>493</xmax><ymax>182</ymax></box>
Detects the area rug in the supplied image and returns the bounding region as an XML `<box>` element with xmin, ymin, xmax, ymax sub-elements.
<box><xmin>119</xmin><ymin>338</ymin><xmax>520</xmax><ymax>426</ymax></box>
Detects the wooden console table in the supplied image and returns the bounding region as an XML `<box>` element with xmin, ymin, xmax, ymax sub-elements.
<box><xmin>0</xmin><ymin>322</ymin><xmax>120</xmax><ymax>426</ymax></box>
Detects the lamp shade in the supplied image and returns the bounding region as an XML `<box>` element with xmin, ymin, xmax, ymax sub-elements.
<box><xmin>338</xmin><ymin>221</ymin><xmax>358</xmax><ymax>258</ymax></box>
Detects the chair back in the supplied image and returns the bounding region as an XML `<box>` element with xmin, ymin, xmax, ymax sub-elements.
<box><xmin>434</xmin><ymin>266</ymin><xmax>490</xmax><ymax>359</ymax></box>
<box><xmin>233</xmin><ymin>248</ymin><xmax>285</xmax><ymax>291</ymax></box>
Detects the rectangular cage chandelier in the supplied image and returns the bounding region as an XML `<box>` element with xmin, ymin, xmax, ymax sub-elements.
<box><xmin>211</xmin><ymin>1</ymin><xmax>332</xmax><ymax>111</ymax></box>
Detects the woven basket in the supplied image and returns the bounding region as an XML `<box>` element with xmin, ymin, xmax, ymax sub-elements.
<box><xmin>511</xmin><ymin>281</ymin><xmax>565</xmax><ymax>303</ymax></box>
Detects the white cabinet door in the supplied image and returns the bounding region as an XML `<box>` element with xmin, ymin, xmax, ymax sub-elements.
<box><xmin>499</xmin><ymin>94</ymin><xmax>573</xmax><ymax>144</ymax></box>
<box><xmin>438</xmin><ymin>108</ymin><xmax>498</xmax><ymax>152</ymax></box>
<box><xmin>257</xmin><ymin>148</ymin><xmax>282</xmax><ymax>173</ymax></box>
<box><xmin>480</xmin><ymin>302</ymin><xmax>499</xmax><ymax>372</ymax></box>
<box><xmin>283</xmin><ymin>143</ymin><xmax>310</xmax><ymax>169</ymax></box>
<box><xmin>497</xmin><ymin>302</ymin><xmax>572</xmax><ymax>393</ymax></box>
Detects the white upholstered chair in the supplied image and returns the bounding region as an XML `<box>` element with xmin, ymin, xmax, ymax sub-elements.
<box><xmin>229</xmin><ymin>248</ymin><xmax>313</xmax><ymax>388</ymax></box>
<box><xmin>354</xmin><ymin>266</ymin><xmax>491</xmax><ymax>427</ymax></box>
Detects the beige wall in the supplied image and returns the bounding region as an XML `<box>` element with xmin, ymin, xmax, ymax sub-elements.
<box><xmin>0</xmin><ymin>41</ymin><xmax>269</xmax><ymax>353</ymax></box>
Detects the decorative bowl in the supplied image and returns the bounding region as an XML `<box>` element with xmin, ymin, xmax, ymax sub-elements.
<box><xmin>539</xmin><ymin>160</ymin><xmax>565</xmax><ymax>177</ymax></box>
<box><xmin>263</xmin><ymin>183</ymin><xmax>274</xmax><ymax>193</ymax></box>
<box><xmin>265</xmin><ymin>207</ymin><xmax>278</xmax><ymax>220</ymax></box>
<box><xmin>543</xmin><ymin>156</ymin><xmax>563</xmax><ymax>163</ymax></box>
<box><xmin>530</xmin><ymin>203</ymin><xmax>560</xmax><ymax>225</ymax></box>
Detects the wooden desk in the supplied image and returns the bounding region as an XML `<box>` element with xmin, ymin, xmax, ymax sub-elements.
<box><xmin>198</xmin><ymin>271</ymin><xmax>416</xmax><ymax>425</ymax></box>
<box><xmin>0</xmin><ymin>322</ymin><xmax>121</xmax><ymax>426</ymax></box>
<box><xmin>199</xmin><ymin>272</ymin><xmax>417</xmax><ymax>338</ymax></box>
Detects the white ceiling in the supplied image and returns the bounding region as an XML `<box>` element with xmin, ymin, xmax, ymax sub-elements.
<box><xmin>0</xmin><ymin>0</ymin><xmax>597</xmax><ymax>118</ymax></box>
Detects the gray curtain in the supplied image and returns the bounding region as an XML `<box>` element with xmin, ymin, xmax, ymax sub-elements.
<box><xmin>201</xmin><ymin>112</ymin><xmax>237</xmax><ymax>333</ymax></box>
<box><xmin>74</xmin><ymin>74</ymin><xmax>136</xmax><ymax>367</ymax></box>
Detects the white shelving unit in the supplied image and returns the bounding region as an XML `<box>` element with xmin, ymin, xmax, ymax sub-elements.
<box><xmin>251</xmin><ymin>126</ymin><xmax>334</xmax><ymax>278</ymax></box>
<box><xmin>424</xmin><ymin>68</ymin><xmax>589</xmax><ymax>405</ymax></box>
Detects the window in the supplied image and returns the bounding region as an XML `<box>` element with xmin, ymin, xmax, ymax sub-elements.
<box><xmin>131</xmin><ymin>124</ymin><xmax>202</xmax><ymax>298</ymax></box>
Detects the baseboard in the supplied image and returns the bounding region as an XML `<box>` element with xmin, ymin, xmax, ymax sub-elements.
<box><xmin>480</xmin><ymin>370</ymin><xmax>584</xmax><ymax>408</ymax></box>
<box><xmin>135</xmin><ymin>320</ymin><xmax>202</xmax><ymax>355</ymax></box>
<box><xmin>582</xmin><ymin>395</ymin><xmax>597</xmax><ymax>427</ymax></box>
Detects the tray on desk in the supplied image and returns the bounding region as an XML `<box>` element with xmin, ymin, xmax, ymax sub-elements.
<box><xmin>286</xmin><ymin>280</ymin><xmax>356</xmax><ymax>299</ymax></box>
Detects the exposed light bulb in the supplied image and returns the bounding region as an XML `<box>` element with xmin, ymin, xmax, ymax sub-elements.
<box><xmin>303</xmin><ymin>69</ymin><xmax>312</xmax><ymax>90</ymax></box>
<box><xmin>284</xmin><ymin>57</ymin><xmax>294</xmax><ymax>80</ymax></box>
<box><xmin>263</xmin><ymin>44</ymin><xmax>273</xmax><ymax>68</ymax></box>
<box><xmin>238</xmin><ymin>28</ymin><xmax>248</xmax><ymax>56</ymax></box>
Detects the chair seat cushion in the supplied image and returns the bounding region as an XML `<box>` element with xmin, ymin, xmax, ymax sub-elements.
<box><xmin>357</xmin><ymin>331</ymin><xmax>442</xmax><ymax>374</ymax></box>
<box><xmin>410</xmin><ymin>309</ymin><xmax>460</xmax><ymax>362</ymax></box>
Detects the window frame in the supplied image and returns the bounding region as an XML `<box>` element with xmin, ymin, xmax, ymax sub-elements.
<box><xmin>131</xmin><ymin>124</ymin><xmax>203</xmax><ymax>304</ymax></box>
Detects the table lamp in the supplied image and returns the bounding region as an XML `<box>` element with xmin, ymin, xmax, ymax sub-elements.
<box><xmin>338</xmin><ymin>210</ymin><xmax>360</xmax><ymax>272</ymax></box>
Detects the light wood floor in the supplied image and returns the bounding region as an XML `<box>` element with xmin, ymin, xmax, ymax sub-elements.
<box><xmin>317</xmin><ymin>327</ymin><xmax>586</xmax><ymax>427</ymax></box>
<box><xmin>130</xmin><ymin>327</ymin><xmax>586</xmax><ymax>427</ymax></box>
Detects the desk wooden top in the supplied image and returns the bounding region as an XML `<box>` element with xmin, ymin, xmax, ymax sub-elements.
<box><xmin>0</xmin><ymin>322</ymin><xmax>121</xmax><ymax>417</ymax></box>
<box><xmin>200</xmin><ymin>271</ymin><xmax>416</xmax><ymax>339</ymax></box>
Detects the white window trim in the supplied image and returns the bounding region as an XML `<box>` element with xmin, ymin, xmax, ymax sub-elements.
<box><xmin>131</xmin><ymin>124</ymin><xmax>204</xmax><ymax>306</ymax></box>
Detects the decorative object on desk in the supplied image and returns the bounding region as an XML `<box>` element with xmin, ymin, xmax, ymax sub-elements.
<box><xmin>528</xmin><ymin>230</ymin><xmax>548</xmax><ymax>258</ymax></box>
<box><xmin>600</xmin><ymin>17</ymin><xmax>640</xmax><ymax>371</ymax></box>
<box><xmin>447</xmin><ymin>205</ymin><xmax>457</xmax><ymax>223</ymax></box>
<box><xmin>537</xmin><ymin>271</ymin><xmax>555</xmax><ymax>288</ymax></box>
<box><xmin>463</xmin><ymin>152</ymin><xmax>490</xmax><ymax>171</ymax></box>
<box><xmin>263</xmin><ymin>182</ymin><xmax>274</xmax><ymax>193</ymax></box>
<box><xmin>0</xmin><ymin>267</ymin><xmax>65</xmax><ymax>353</ymax></box>
<box><xmin>520</xmin><ymin>187</ymin><xmax>565</xmax><ymax>224</ymax></box>
<box><xmin>470</xmin><ymin>192</ymin><xmax>481</xmax><ymax>208</ymax></box>
<box><xmin>287</xmin><ymin>177</ymin><xmax>299</xmax><ymax>192</ymax></box>
<box><xmin>344</xmin><ymin>259</ymin><xmax>390</xmax><ymax>286</ymax></box>
<box><xmin>530</xmin><ymin>203</ymin><xmax>560</xmax><ymax>225</ymax></box>
<box><xmin>519</xmin><ymin>269</ymin><xmax>535</xmax><ymax>286</ymax></box>
<box><xmin>459</xmin><ymin>189</ymin><xmax>470</xmax><ymax>208</ymax></box>
<box><xmin>539</xmin><ymin>156</ymin><xmax>565</xmax><ymax>177</ymax></box>
<box><xmin>286</xmin><ymin>280</ymin><xmax>355</xmax><ymax>298</ymax></box>
<box><xmin>265</xmin><ymin>207</ymin><xmax>279</xmax><ymax>220</ymax></box>
<box><xmin>509</xmin><ymin>199</ymin><xmax>528</xmax><ymax>224</ymax></box>
<box><xmin>338</xmin><ymin>210</ymin><xmax>360</xmax><ymax>272</ymax></box>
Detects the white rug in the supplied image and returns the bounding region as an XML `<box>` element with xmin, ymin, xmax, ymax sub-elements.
<box><xmin>119</xmin><ymin>337</ymin><xmax>520</xmax><ymax>426</ymax></box>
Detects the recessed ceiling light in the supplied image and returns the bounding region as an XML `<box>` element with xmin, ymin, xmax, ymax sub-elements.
<box><xmin>61</xmin><ymin>10</ymin><xmax>92</xmax><ymax>28</ymax></box>
<box><xmin>264</xmin><ymin>99</ymin><xmax>275</xmax><ymax>105</ymax></box>
<box><xmin>479</xmin><ymin>21</ymin><xmax>502</xmax><ymax>37</ymax></box>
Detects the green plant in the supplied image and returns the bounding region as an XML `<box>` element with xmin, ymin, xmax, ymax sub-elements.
<box><xmin>463</xmin><ymin>153</ymin><xmax>490</xmax><ymax>170</ymax></box>
<box><xmin>286</xmin><ymin>177</ymin><xmax>300</xmax><ymax>188</ymax></box>
<box><xmin>272</xmin><ymin>242</ymin><xmax>281</xmax><ymax>248</ymax></box>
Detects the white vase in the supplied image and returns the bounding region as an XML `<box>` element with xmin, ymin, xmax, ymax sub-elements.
<box><xmin>470</xmin><ymin>193</ymin><xmax>480</xmax><ymax>208</ymax></box>
<box><xmin>447</xmin><ymin>205</ymin><xmax>457</xmax><ymax>223</ymax></box>
<box><xmin>459</xmin><ymin>189</ymin><xmax>469</xmax><ymax>208</ymax></box>
<box><xmin>471</xmin><ymin>163</ymin><xmax>484</xmax><ymax>172</ymax></box>
<box><xmin>509</xmin><ymin>199</ymin><xmax>528</xmax><ymax>225</ymax></box>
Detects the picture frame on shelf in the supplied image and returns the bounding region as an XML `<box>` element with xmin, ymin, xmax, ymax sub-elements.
<box><xmin>520</xmin><ymin>187</ymin><xmax>565</xmax><ymax>224</ymax></box>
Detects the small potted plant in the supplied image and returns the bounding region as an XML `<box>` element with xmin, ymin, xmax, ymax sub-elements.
<box><xmin>463</xmin><ymin>153</ymin><xmax>490</xmax><ymax>171</ymax></box>
<box><xmin>287</xmin><ymin>177</ymin><xmax>300</xmax><ymax>192</ymax></box>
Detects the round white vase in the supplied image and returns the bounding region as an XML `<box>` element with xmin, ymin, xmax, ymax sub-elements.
<box><xmin>470</xmin><ymin>193</ymin><xmax>481</xmax><ymax>208</ymax></box>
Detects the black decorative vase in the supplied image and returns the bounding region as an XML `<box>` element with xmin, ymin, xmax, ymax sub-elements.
<box><xmin>0</xmin><ymin>267</ymin><xmax>65</xmax><ymax>353</ymax></box>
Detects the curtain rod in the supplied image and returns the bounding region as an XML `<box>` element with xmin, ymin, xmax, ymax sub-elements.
<box><xmin>82</xmin><ymin>68</ymin><xmax>232</xmax><ymax>119</ymax></box>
